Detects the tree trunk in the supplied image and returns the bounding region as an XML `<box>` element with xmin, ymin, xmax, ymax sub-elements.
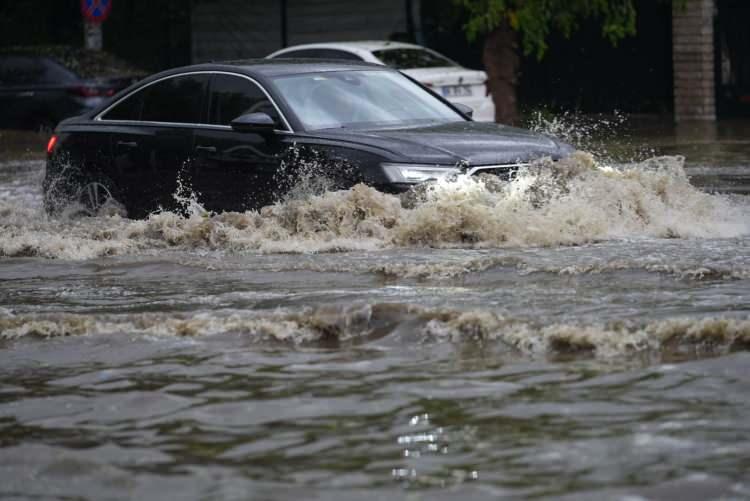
<box><xmin>483</xmin><ymin>23</ymin><xmax>520</xmax><ymax>125</ymax></box>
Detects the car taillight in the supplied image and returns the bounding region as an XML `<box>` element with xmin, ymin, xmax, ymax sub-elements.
<box><xmin>46</xmin><ymin>135</ymin><xmax>58</xmax><ymax>155</ymax></box>
<box><xmin>69</xmin><ymin>86</ymin><xmax>103</xmax><ymax>97</ymax></box>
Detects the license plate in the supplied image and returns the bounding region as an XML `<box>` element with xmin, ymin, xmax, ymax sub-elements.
<box><xmin>441</xmin><ymin>85</ymin><xmax>473</xmax><ymax>97</ymax></box>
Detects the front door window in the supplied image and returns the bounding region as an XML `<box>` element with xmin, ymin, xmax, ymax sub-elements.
<box><xmin>208</xmin><ymin>74</ymin><xmax>282</xmax><ymax>128</ymax></box>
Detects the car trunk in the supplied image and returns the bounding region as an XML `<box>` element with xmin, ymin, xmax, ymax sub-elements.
<box><xmin>401</xmin><ymin>67</ymin><xmax>487</xmax><ymax>101</ymax></box>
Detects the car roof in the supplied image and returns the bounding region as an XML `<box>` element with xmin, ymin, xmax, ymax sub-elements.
<box><xmin>168</xmin><ymin>58</ymin><xmax>390</xmax><ymax>78</ymax></box>
<box><xmin>271</xmin><ymin>41</ymin><xmax>425</xmax><ymax>54</ymax></box>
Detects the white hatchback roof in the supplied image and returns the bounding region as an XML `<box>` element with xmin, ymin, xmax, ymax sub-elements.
<box><xmin>272</xmin><ymin>41</ymin><xmax>425</xmax><ymax>52</ymax></box>
<box><xmin>266</xmin><ymin>41</ymin><xmax>465</xmax><ymax>68</ymax></box>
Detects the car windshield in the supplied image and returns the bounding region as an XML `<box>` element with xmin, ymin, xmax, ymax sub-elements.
<box><xmin>372</xmin><ymin>48</ymin><xmax>457</xmax><ymax>69</ymax></box>
<box><xmin>272</xmin><ymin>70</ymin><xmax>464</xmax><ymax>131</ymax></box>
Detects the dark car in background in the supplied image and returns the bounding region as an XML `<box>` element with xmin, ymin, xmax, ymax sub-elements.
<box><xmin>0</xmin><ymin>46</ymin><xmax>143</xmax><ymax>131</ymax></box>
<box><xmin>44</xmin><ymin>59</ymin><xmax>572</xmax><ymax>218</ymax></box>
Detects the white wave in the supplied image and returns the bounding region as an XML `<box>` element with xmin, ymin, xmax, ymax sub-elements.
<box><xmin>2</xmin><ymin>304</ymin><xmax>749</xmax><ymax>360</ymax></box>
<box><xmin>0</xmin><ymin>153</ymin><xmax>748</xmax><ymax>260</ymax></box>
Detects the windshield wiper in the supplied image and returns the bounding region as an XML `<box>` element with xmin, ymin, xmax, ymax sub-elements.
<box><xmin>316</xmin><ymin>125</ymin><xmax>349</xmax><ymax>131</ymax></box>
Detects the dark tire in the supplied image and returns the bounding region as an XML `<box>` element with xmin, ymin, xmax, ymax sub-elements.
<box><xmin>74</xmin><ymin>179</ymin><xmax>127</xmax><ymax>217</ymax></box>
<box><xmin>44</xmin><ymin>174</ymin><xmax>126</xmax><ymax>218</ymax></box>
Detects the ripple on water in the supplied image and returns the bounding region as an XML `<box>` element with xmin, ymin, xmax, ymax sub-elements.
<box><xmin>2</xmin><ymin>141</ymin><xmax>750</xmax><ymax>499</ymax></box>
<box><xmin>2</xmin><ymin>303</ymin><xmax>749</xmax><ymax>360</ymax></box>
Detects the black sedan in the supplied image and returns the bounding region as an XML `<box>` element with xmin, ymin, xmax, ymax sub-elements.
<box><xmin>44</xmin><ymin>59</ymin><xmax>573</xmax><ymax>218</ymax></box>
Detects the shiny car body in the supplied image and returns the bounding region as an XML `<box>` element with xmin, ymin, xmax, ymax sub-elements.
<box><xmin>266</xmin><ymin>41</ymin><xmax>495</xmax><ymax>122</ymax></box>
<box><xmin>44</xmin><ymin>59</ymin><xmax>571</xmax><ymax>218</ymax></box>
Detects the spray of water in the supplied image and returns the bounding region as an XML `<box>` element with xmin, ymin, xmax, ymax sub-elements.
<box><xmin>525</xmin><ymin>109</ymin><xmax>656</xmax><ymax>163</ymax></box>
<box><xmin>1</xmin><ymin>151</ymin><xmax>747</xmax><ymax>260</ymax></box>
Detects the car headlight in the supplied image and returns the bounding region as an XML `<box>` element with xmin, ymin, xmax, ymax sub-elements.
<box><xmin>381</xmin><ymin>163</ymin><xmax>461</xmax><ymax>184</ymax></box>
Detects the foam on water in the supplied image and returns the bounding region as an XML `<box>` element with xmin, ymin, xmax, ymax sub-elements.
<box><xmin>372</xmin><ymin>256</ymin><xmax>750</xmax><ymax>281</ymax></box>
<box><xmin>2</xmin><ymin>303</ymin><xmax>748</xmax><ymax>359</ymax></box>
<box><xmin>0</xmin><ymin>153</ymin><xmax>748</xmax><ymax>260</ymax></box>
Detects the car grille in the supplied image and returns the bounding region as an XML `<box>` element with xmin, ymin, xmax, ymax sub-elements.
<box><xmin>465</xmin><ymin>163</ymin><xmax>528</xmax><ymax>180</ymax></box>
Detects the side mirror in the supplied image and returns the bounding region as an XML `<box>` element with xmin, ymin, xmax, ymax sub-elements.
<box><xmin>230</xmin><ymin>112</ymin><xmax>276</xmax><ymax>134</ymax></box>
<box><xmin>453</xmin><ymin>102</ymin><xmax>474</xmax><ymax>119</ymax></box>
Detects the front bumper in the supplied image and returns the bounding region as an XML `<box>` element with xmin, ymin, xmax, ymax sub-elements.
<box><xmin>376</xmin><ymin>163</ymin><xmax>523</xmax><ymax>194</ymax></box>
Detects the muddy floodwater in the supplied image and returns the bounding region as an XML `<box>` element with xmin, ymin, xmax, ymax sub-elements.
<box><xmin>1</xmin><ymin>120</ymin><xmax>749</xmax><ymax>500</ymax></box>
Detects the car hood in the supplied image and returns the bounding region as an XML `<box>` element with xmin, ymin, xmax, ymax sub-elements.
<box><xmin>309</xmin><ymin>121</ymin><xmax>567</xmax><ymax>166</ymax></box>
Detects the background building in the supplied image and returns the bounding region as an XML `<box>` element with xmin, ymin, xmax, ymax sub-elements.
<box><xmin>191</xmin><ymin>0</ymin><xmax>419</xmax><ymax>63</ymax></box>
<box><xmin>0</xmin><ymin>0</ymin><xmax>747</xmax><ymax>121</ymax></box>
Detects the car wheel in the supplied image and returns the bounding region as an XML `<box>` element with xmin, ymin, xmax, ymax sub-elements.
<box><xmin>75</xmin><ymin>181</ymin><xmax>127</xmax><ymax>217</ymax></box>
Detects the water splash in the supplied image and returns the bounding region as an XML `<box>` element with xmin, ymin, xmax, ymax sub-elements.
<box><xmin>525</xmin><ymin>109</ymin><xmax>655</xmax><ymax>163</ymax></box>
<box><xmin>526</xmin><ymin>110</ymin><xmax>626</xmax><ymax>150</ymax></box>
<box><xmin>0</xmin><ymin>153</ymin><xmax>747</xmax><ymax>259</ymax></box>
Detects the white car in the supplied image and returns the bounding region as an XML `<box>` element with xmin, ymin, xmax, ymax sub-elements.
<box><xmin>266</xmin><ymin>41</ymin><xmax>495</xmax><ymax>122</ymax></box>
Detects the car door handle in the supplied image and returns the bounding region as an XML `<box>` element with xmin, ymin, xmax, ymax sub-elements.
<box><xmin>195</xmin><ymin>145</ymin><xmax>217</xmax><ymax>154</ymax></box>
<box><xmin>15</xmin><ymin>91</ymin><xmax>34</xmax><ymax>97</ymax></box>
<box><xmin>116</xmin><ymin>141</ymin><xmax>138</xmax><ymax>148</ymax></box>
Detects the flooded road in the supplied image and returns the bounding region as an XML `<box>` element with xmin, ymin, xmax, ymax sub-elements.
<box><xmin>1</xmin><ymin>121</ymin><xmax>749</xmax><ymax>499</ymax></box>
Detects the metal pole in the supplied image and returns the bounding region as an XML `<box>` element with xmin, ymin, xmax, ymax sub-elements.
<box><xmin>84</xmin><ymin>22</ymin><xmax>103</xmax><ymax>50</ymax></box>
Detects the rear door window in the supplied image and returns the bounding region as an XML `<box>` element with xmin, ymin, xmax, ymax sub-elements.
<box><xmin>102</xmin><ymin>73</ymin><xmax>208</xmax><ymax>123</ymax></box>
<box><xmin>102</xmin><ymin>89</ymin><xmax>144</xmax><ymax>121</ymax></box>
<box><xmin>372</xmin><ymin>48</ymin><xmax>457</xmax><ymax>69</ymax></box>
<box><xmin>208</xmin><ymin>73</ymin><xmax>284</xmax><ymax>128</ymax></box>
<box><xmin>141</xmin><ymin>74</ymin><xmax>208</xmax><ymax>123</ymax></box>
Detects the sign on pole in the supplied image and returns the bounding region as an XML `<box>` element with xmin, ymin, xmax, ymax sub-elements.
<box><xmin>81</xmin><ymin>0</ymin><xmax>112</xmax><ymax>24</ymax></box>
<box><xmin>80</xmin><ymin>0</ymin><xmax>112</xmax><ymax>50</ymax></box>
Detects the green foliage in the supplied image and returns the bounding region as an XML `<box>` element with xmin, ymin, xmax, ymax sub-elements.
<box><xmin>456</xmin><ymin>0</ymin><xmax>683</xmax><ymax>59</ymax></box>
